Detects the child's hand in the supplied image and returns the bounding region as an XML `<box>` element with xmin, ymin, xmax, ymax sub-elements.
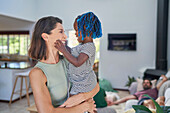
<box><xmin>106</xmin><ymin>100</ymin><xmax>114</xmax><ymax>106</ymax></box>
<box><xmin>54</xmin><ymin>40</ymin><xmax>67</xmax><ymax>53</ymax></box>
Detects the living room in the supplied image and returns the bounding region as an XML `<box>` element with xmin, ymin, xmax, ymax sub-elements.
<box><xmin>0</xmin><ymin>0</ymin><xmax>170</xmax><ymax>113</ymax></box>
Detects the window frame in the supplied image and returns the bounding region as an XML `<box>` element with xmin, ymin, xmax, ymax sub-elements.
<box><xmin>0</xmin><ymin>31</ymin><xmax>30</xmax><ymax>55</ymax></box>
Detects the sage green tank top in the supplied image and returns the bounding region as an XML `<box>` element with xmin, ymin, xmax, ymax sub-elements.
<box><xmin>35</xmin><ymin>59</ymin><xmax>69</xmax><ymax>108</ymax></box>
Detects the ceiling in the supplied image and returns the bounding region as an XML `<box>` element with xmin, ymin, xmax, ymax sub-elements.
<box><xmin>0</xmin><ymin>14</ymin><xmax>35</xmax><ymax>30</ymax></box>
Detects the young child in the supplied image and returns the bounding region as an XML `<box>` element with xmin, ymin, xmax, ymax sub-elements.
<box><xmin>55</xmin><ymin>12</ymin><xmax>102</xmax><ymax>95</ymax></box>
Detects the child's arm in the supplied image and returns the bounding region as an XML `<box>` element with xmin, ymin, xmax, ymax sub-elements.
<box><xmin>55</xmin><ymin>40</ymin><xmax>89</xmax><ymax>67</ymax></box>
<box><xmin>65</xmin><ymin>45</ymin><xmax>71</xmax><ymax>53</ymax></box>
<box><xmin>65</xmin><ymin>41</ymin><xmax>71</xmax><ymax>53</ymax></box>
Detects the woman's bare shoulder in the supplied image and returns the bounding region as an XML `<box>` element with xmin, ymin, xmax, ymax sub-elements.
<box><xmin>29</xmin><ymin>67</ymin><xmax>43</xmax><ymax>76</ymax></box>
<box><xmin>30</xmin><ymin>67</ymin><xmax>42</xmax><ymax>73</ymax></box>
<box><xmin>29</xmin><ymin>67</ymin><xmax>46</xmax><ymax>82</ymax></box>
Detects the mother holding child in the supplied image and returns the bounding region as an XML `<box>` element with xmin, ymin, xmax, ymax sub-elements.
<box><xmin>28</xmin><ymin>12</ymin><xmax>102</xmax><ymax>113</ymax></box>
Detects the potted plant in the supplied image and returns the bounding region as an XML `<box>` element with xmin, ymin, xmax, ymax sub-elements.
<box><xmin>125</xmin><ymin>75</ymin><xmax>136</xmax><ymax>87</ymax></box>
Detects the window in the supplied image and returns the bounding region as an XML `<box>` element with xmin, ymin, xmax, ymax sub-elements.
<box><xmin>0</xmin><ymin>31</ymin><xmax>30</xmax><ymax>55</ymax></box>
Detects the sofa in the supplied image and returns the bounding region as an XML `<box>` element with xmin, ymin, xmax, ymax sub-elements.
<box><xmin>125</xmin><ymin>77</ymin><xmax>170</xmax><ymax>111</ymax></box>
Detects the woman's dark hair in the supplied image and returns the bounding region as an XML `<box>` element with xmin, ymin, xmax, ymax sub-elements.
<box><xmin>28</xmin><ymin>16</ymin><xmax>62</xmax><ymax>60</ymax></box>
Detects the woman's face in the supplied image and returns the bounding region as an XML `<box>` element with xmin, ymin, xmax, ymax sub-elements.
<box><xmin>74</xmin><ymin>21</ymin><xmax>83</xmax><ymax>43</ymax></box>
<box><xmin>48</xmin><ymin>23</ymin><xmax>67</xmax><ymax>48</ymax></box>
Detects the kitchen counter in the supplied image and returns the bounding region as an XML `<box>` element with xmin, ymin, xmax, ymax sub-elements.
<box><xmin>0</xmin><ymin>61</ymin><xmax>37</xmax><ymax>101</ymax></box>
<box><xmin>0</xmin><ymin>62</ymin><xmax>35</xmax><ymax>101</ymax></box>
<box><xmin>0</xmin><ymin>61</ymin><xmax>36</xmax><ymax>69</ymax></box>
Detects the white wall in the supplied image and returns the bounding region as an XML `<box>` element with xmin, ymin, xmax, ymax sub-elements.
<box><xmin>0</xmin><ymin>0</ymin><xmax>36</xmax><ymax>21</ymax></box>
<box><xmin>168</xmin><ymin>1</ymin><xmax>170</xmax><ymax>70</ymax></box>
<box><xmin>99</xmin><ymin>0</ymin><xmax>157</xmax><ymax>89</ymax></box>
<box><xmin>0</xmin><ymin>0</ymin><xmax>158</xmax><ymax>89</ymax></box>
<box><xmin>34</xmin><ymin>0</ymin><xmax>157</xmax><ymax>89</ymax></box>
<box><xmin>168</xmin><ymin>43</ymin><xmax>170</xmax><ymax>70</ymax></box>
<box><xmin>35</xmin><ymin>0</ymin><xmax>107</xmax><ymax>29</ymax></box>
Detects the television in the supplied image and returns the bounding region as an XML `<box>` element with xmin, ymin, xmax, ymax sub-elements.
<box><xmin>108</xmin><ymin>33</ymin><xmax>136</xmax><ymax>51</ymax></box>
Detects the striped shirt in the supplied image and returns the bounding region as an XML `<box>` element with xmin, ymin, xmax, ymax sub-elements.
<box><xmin>68</xmin><ymin>42</ymin><xmax>97</xmax><ymax>94</ymax></box>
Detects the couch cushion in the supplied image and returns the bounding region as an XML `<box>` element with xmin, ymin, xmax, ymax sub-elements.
<box><xmin>165</xmin><ymin>88</ymin><xmax>170</xmax><ymax>106</ymax></box>
<box><xmin>99</xmin><ymin>78</ymin><xmax>117</xmax><ymax>92</ymax></box>
<box><xmin>125</xmin><ymin>99</ymin><xmax>138</xmax><ymax>111</ymax></box>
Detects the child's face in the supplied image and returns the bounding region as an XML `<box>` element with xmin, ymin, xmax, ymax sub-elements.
<box><xmin>74</xmin><ymin>21</ymin><xmax>83</xmax><ymax>43</ymax></box>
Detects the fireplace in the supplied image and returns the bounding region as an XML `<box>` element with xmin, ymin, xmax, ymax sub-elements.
<box><xmin>108</xmin><ymin>33</ymin><xmax>136</xmax><ymax>51</ymax></box>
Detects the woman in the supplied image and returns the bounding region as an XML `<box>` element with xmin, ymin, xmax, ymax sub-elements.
<box><xmin>28</xmin><ymin>16</ymin><xmax>99</xmax><ymax>113</ymax></box>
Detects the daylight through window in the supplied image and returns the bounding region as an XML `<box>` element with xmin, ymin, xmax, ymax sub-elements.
<box><xmin>0</xmin><ymin>31</ymin><xmax>30</xmax><ymax>55</ymax></box>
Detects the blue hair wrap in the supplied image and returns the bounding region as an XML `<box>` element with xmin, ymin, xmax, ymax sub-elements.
<box><xmin>77</xmin><ymin>12</ymin><xmax>102</xmax><ymax>40</ymax></box>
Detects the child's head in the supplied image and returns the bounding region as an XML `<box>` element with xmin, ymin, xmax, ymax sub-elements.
<box><xmin>74</xmin><ymin>12</ymin><xmax>102</xmax><ymax>41</ymax></box>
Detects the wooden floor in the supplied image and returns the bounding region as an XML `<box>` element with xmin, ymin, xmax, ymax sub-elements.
<box><xmin>0</xmin><ymin>90</ymin><xmax>130</xmax><ymax>113</ymax></box>
<box><xmin>111</xmin><ymin>90</ymin><xmax>130</xmax><ymax>113</ymax></box>
<box><xmin>0</xmin><ymin>95</ymin><xmax>35</xmax><ymax>113</ymax></box>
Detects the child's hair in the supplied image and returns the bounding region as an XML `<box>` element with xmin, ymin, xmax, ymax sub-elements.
<box><xmin>76</xmin><ymin>12</ymin><xmax>102</xmax><ymax>40</ymax></box>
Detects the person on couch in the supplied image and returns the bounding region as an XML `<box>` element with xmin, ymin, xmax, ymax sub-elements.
<box><xmin>112</xmin><ymin>75</ymin><xmax>167</xmax><ymax>109</ymax></box>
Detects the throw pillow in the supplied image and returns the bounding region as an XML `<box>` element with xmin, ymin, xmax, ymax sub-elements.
<box><xmin>136</xmin><ymin>78</ymin><xmax>157</xmax><ymax>91</ymax></box>
<box><xmin>99</xmin><ymin>78</ymin><xmax>118</xmax><ymax>92</ymax></box>
<box><xmin>105</xmin><ymin>91</ymin><xmax>120</xmax><ymax>102</ymax></box>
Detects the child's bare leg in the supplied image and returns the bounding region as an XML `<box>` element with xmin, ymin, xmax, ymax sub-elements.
<box><xmin>143</xmin><ymin>99</ymin><xmax>155</xmax><ymax>109</ymax></box>
<box><xmin>156</xmin><ymin>96</ymin><xmax>165</xmax><ymax>106</ymax></box>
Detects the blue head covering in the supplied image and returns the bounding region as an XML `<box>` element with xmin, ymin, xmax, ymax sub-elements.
<box><xmin>76</xmin><ymin>12</ymin><xmax>102</xmax><ymax>40</ymax></box>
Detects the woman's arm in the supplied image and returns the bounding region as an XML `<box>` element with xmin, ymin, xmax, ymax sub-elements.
<box><xmin>60</xmin><ymin>83</ymin><xmax>100</xmax><ymax>107</ymax></box>
<box><xmin>55</xmin><ymin>40</ymin><xmax>88</xmax><ymax>67</ymax></box>
<box><xmin>82</xmin><ymin>83</ymin><xmax>100</xmax><ymax>100</ymax></box>
<box><xmin>111</xmin><ymin>95</ymin><xmax>137</xmax><ymax>105</ymax></box>
<box><xmin>156</xmin><ymin>75</ymin><xmax>168</xmax><ymax>90</ymax></box>
<box><xmin>29</xmin><ymin>68</ymin><xmax>95</xmax><ymax>113</ymax></box>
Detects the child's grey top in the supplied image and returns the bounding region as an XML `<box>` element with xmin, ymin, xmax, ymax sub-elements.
<box><xmin>68</xmin><ymin>42</ymin><xmax>97</xmax><ymax>94</ymax></box>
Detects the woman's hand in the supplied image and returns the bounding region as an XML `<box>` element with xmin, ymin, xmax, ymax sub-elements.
<box><xmin>161</xmin><ymin>75</ymin><xmax>168</xmax><ymax>82</ymax></box>
<box><xmin>84</xmin><ymin>98</ymin><xmax>97</xmax><ymax>113</ymax></box>
<box><xmin>59</xmin><ymin>96</ymin><xmax>97</xmax><ymax>113</ymax></box>
<box><xmin>54</xmin><ymin>40</ymin><xmax>67</xmax><ymax>53</ymax></box>
<box><xmin>60</xmin><ymin>84</ymin><xmax>99</xmax><ymax>108</ymax></box>
<box><xmin>60</xmin><ymin>93</ymin><xmax>85</xmax><ymax>107</ymax></box>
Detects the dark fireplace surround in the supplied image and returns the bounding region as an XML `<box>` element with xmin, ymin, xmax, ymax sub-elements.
<box><xmin>144</xmin><ymin>0</ymin><xmax>169</xmax><ymax>80</ymax></box>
